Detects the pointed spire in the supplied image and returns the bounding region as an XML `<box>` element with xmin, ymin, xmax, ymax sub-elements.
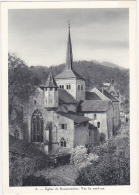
<box><xmin>40</xmin><ymin>66</ymin><xmax>58</xmax><ymax>89</ymax></box>
<box><xmin>66</xmin><ymin>20</ymin><xmax>73</xmax><ymax>70</ymax></box>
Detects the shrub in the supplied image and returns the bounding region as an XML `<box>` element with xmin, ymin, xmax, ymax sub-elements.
<box><xmin>9</xmin><ymin>155</ymin><xmax>35</xmax><ymax>186</ymax></box>
<box><xmin>70</xmin><ymin>145</ymin><xmax>88</xmax><ymax>166</ymax></box>
<box><xmin>22</xmin><ymin>175</ymin><xmax>51</xmax><ymax>186</ymax></box>
<box><xmin>70</xmin><ymin>145</ymin><xmax>98</xmax><ymax>169</ymax></box>
<box><xmin>76</xmin><ymin>134</ymin><xmax>130</xmax><ymax>185</ymax></box>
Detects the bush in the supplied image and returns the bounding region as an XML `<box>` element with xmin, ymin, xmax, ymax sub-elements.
<box><xmin>70</xmin><ymin>145</ymin><xmax>88</xmax><ymax>166</ymax></box>
<box><xmin>70</xmin><ymin>145</ymin><xmax>98</xmax><ymax>169</ymax></box>
<box><xmin>76</xmin><ymin>134</ymin><xmax>130</xmax><ymax>185</ymax></box>
<box><xmin>22</xmin><ymin>175</ymin><xmax>51</xmax><ymax>186</ymax></box>
<box><xmin>9</xmin><ymin>155</ymin><xmax>35</xmax><ymax>186</ymax></box>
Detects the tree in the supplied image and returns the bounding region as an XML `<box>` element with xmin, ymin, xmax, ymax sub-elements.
<box><xmin>8</xmin><ymin>53</ymin><xmax>33</xmax><ymax>114</ymax></box>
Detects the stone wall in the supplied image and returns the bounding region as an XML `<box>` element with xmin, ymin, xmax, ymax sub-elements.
<box><xmin>54</xmin><ymin>113</ymin><xmax>74</xmax><ymax>149</ymax></box>
<box><xmin>113</xmin><ymin>101</ymin><xmax>120</xmax><ymax>131</ymax></box>
<box><xmin>74</xmin><ymin>122</ymin><xmax>89</xmax><ymax>147</ymax></box>
<box><xmin>56</xmin><ymin>78</ymin><xmax>77</xmax><ymax>100</ymax></box>
<box><xmin>84</xmin><ymin>112</ymin><xmax>108</xmax><ymax>139</ymax></box>
<box><xmin>107</xmin><ymin>102</ymin><xmax>114</xmax><ymax>138</ymax></box>
<box><xmin>55</xmin><ymin>78</ymin><xmax>85</xmax><ymax>101</ymax></box>
<box><xmin>76</xmin><ymin>79</ymin><xmax>85</xmax><ymax>101</ymax></box>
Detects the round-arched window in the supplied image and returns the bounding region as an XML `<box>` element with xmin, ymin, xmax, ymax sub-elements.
<box><xmin>60</xmin><ymin>138</ymin><xmax>66</xmax><ymax>147</ymax></box>
<box><xmin>31</xmin><ymin>110</ymin><xmax>43</xmax><ymax>142</ymax></box>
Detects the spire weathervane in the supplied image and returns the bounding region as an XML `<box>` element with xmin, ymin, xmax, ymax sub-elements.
<box><xmin>67</xmin><ymin>18</ymin><xmax>71</xmax><ymax>29</ymax></box>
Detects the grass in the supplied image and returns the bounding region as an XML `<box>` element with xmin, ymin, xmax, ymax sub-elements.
<box><xmin>35</xmin><ymin>164</ymin><xmax>78</xmax><ymax>186</ymax></box>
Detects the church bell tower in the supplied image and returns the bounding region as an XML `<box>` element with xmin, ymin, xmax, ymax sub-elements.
<box><xmin>40</xmin><ymin>67</ymin><xmax>59</xmax><ymax>108</ymax></box>
<box><xmin>55</xmin><ymin>21</ymin><xmax>85</xmax><ymax>102</ymax></box>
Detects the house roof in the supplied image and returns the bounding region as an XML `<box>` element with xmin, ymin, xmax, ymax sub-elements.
<box><xmin>79</xmin><ymin>100</ymin><xmax>110</xmax><ymax>112</ymax></box>
<box><xmin>85</xmin><ymin>91</ymin><xmax>101</xmax><ymax>100</ymax></box>
<box><xmin>9</xmin><ymin>134</ymin><xmax>48</xmax><ymax>159</ymax></box>
<box><xmin>55</xmin><ymin>69</ymin><xmax>85</xmax><ymax>80</ymax></box>
<box><xmin>40</xmin><ymin>67</ymin><xmax>58</xmax><ymax>89</ymax></box>
<box><xmin>57</xmin><ymin>111</ymin><xmax>91</xmax><ymax>124</ymax></box>
<box><xmin>58</xmin><ymin>89</ymin><xmax>77</xmax><ymax>104</ymax></box>
<box><xmin>98</xmin><ymin>89</ymin><xmax>118</xmax><ymax>102</ymax></box>
<box><xmin>56</xmin><ymin>105</ymin><xmax>68</xmax><ymax>113</ymax></box>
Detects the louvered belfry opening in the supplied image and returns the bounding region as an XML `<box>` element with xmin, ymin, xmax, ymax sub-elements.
<box><xmin>31</xmin><ymin>110</ymin><xmax>43</xmax><ymax>143</ymax></box>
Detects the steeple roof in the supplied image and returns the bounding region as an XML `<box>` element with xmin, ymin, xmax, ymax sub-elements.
<box><xmin>40</xmin><ymin>67</ymin><xmax>58</xmax><ymax>89</ymax></box>
<box><xmin>66</xmin><ymin>24</ymin><xmax>73</xmax><ymax>70</ymax></box>
<box><xmin>55</xmin><ymin>69</ymin><xmax>85</xmax><ymax>80</ymax></box>
<box><xmin>55</xmin><ymin>24</ymin><xmax>85</xmax><ymax>81</ymax></box>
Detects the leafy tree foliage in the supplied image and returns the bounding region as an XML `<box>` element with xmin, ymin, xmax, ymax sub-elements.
<box><xmin>8</xmin><ymin>53</ymin><xmax>33</xmax><ymax>114</ymax></box>
<box><xmin>70</xmin><ymin>145</ymin><xmax>99</xmax><ymax>169</ymax></box>
<box><xmin>76</xmin><ymin>133</ymin><xmax>130</xmax><ymax>185</ymax></box>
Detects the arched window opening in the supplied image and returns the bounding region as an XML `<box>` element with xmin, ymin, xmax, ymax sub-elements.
<box><xmin>60</xmin><ymin>138</ymin><xmax>66</xmax><ymax>147</ymax></box>
<box><xmin>94</xmin><ymin>114</ymin><xmax>97</xmax><ymax>120</ymax></box>
<box><xmin>31</xmin><ymin>110</ymin><xmax>43</xmax><ymax>143</ymax></box>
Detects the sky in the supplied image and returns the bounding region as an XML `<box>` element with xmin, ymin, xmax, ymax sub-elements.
<box><xmin>8</xmin><ymin>8</ymin><xmax>129</xmax><ymax>68</ymax></box>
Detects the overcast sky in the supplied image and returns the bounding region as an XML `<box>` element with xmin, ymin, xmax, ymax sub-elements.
<box><xmin>8</xmin><ymin>8</ymin><xmax>129</xmax><ymax>68</ymax></box>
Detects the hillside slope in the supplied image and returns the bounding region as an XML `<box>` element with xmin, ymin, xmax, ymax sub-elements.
<box><xmin>36</xmin><ymin>60</ymin><xmax>129</xmax><ymax>97</ymax></box>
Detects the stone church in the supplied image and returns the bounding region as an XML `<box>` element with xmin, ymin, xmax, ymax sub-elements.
<box><xmin>10</xmin><ymin>25</ymin><xmax>120</xmax><ymax>155</ymax></box>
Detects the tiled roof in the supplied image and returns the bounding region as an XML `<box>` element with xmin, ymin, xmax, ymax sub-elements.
<box><xmin>56</xmin><ymin>105</ymin><xmax>68</xmax><ymax>113</ymax></box>
<box><xmin>85</xmin><ymin>91</ymin><xmax>101</xmax><ymax>100</ymax></box>
<box><xmin>98</xmin><ymin>89</ymin><xmax>118</xmax><ymax>102</ymax></box>
<box><xmin>55</xmin><ymin>69</ymin><xmax>85</xmax><ymax>80</ymax></box>
<box><xmin>57</xmin><ymin>111</ymin><xmax>92</xmax><ymax>123</ymax></box>
<box><xmin>9</xmin><ymin>134</ymin><xmax>48</xmax><ymax>159</ymax></box>
<box><xmin>79</xmin><ymin>100</ymin><xmax>110</xmax><ymax>112</ymax></box>
<box><xmin>58</xmin><ymin>89</ymin><xmax>77</xmax><ymax>104</ymax></box>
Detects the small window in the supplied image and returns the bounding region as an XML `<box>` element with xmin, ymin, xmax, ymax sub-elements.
<box><xmin>78</xmin><ymin>85</ymin><xmax>80</xmax><ymax>90</ymax></box>
<box><xmin>94</xmin><ymin>114</ymin><xmax>97</xmax><ymax>120</ymax></box>
<box><xmin>60</xmin><ymin>124</ymin><xmax>67</xmax><ymax>130</ymax></box>
<box><xmin>84</xmin><ymin>122</ymin><xmax>87</xmax><ymax>127</ymax></box>
<box><xmin>62</xmin><ymin>85</ymin><xmax>64</xmax><ymax>89</ymax></box>
<box><xmin>69</xmin><ymin>85</ymin><xmax>71</xmax><ymax>89</ymax></box>
<box><xmin>97</xmin><ymin>122</ymin><xmax>100</xmax><ymax>128</ymax></box>
<box><xmin>62</xmin><ymin>124</ymin><xmax>64</xmax><ymax>129</ymax></box>
<box><xmin>34</xmin><ymin>100</ymin><xmax>36</xmax><ymax>105</ymax></box>
<box><xmin>81</xmin><ymin>85</ymin><xmax>83</xmax><ymax>90</ymax></box>
<box><xmin>66</xmin><ymin>85</ymin><xmax>69</xmax><ymax>89</ymax></box>
<box><xmin>55</xmin><ymin>88</ymin><xmax>57</xmax><ymax>91</ymax></box>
